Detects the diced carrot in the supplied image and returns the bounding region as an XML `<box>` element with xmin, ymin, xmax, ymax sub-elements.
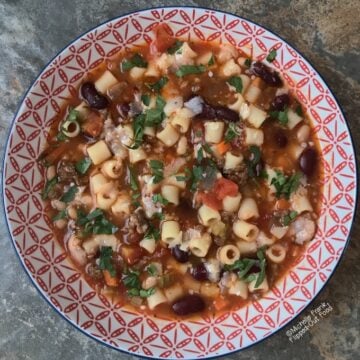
<box><xmin>214</xmin><ymin>178</ymin><xmax>238</xmax><ymax>200</ymax></box>
<box><xmin>150</xmin><ymin>24</ymin><xmax>176</xmax><ymax>55</ymax></box>
<box><xmin>81</xmin><ymin>111</ymin><xmax>104</xmax><ymax>138</ymax></box>
<box><xmin>42</xmin><ymin>143</ymin><xmax>68</xmax><ymax>164</ymax></box>
<box><xmin>214</xmin><ymin>296</ymin><xmax>230</xmax><ymax>311</ymax></box>
<box><xmin>198</xmin><ymin>192</ymin><xmax>223</xmax><ymax>211</ymax></box>
<box><xmin>275</xmin><ymin>198</ymin><xmax>290</xmax><ymax>210</ymax></box>
<box><xmin>215</xmin><ymin>141</ymin><xmax>230</xmax><ymax>155</ymax></box>
<box><xmin>103</xmin><ymin>270</ymin><xmax>119</xmax><ymax>287</ymax></box>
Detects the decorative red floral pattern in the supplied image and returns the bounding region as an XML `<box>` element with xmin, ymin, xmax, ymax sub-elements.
<box><xmin>3</xmin><ymin>8</ymin><xmax>356</xmax><ymax>358</ymax></box>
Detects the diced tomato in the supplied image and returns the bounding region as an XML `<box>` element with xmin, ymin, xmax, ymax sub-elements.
<box><xmin>214</xmin><ymin>296</ymin><xmax>230</xmax><ymax>311</ymax></box>
<box><xmin>213</xmin><ymin>178</ymin><xmax>238</xmax><ymax>200</ymax></box>
<box><xmin>197</xmin><ymin>192</ymin><xmax>223</xmax><ymax>211</ymax></box>
<box><xmin>103</xmin><ymin>270</ymin><xmax>119</xmax><ymax>287</ymax></box>
<box><xmin>121</xmin><ymin>245</ymin><xmax>143</xmax><ymax>265</ymax></box>
<box><xmin>150</xmin><ymin>24</ymin><xmax>176</xmax><ymax>55</ymax></box>
<box><xmin>81</xmin><ymin>111</ymin><xmax>104</xmax><ymax>138</ymax></box>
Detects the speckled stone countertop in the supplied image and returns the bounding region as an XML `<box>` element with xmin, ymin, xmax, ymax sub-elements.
<box><xmin>0</xmin><ymin>1</ymin><xmax>359</xmax><ymax>359</ymax></box>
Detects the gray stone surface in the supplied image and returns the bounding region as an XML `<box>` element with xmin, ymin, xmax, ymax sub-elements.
<box><xmin>0</xmin><ymin>0</ymin><xmax>359</xmax><ymax>359</ymax></box>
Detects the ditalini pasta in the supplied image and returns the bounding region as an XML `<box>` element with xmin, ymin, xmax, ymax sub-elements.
<box><xmin>39</xmin><ymin>25</ymin><xmax>321</xmax><ymax>317</ymax></box>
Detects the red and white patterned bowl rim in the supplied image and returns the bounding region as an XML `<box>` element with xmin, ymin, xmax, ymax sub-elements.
<box><xmin>3</xmin><ymin>7</ymin><xmax>357</xmax><ymax>359</ymax></box>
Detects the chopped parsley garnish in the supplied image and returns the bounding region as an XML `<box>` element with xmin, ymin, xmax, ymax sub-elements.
<box><xmin>208</xmin><ymin>54</ymin><xmax>215</xmax><ymax>66</ymax></box>
<box><xmin>149</xmin><ymin>159</ymin><xmax>164</xmax><ymax>184</ymax></box>
<box><xmin>295</xmin><ymin>103</ymin><xmax>303</xmax><ymax>117</ymax></box>
<box><xmin>269</xmin><ymin>109</ymin><xmax>288</xmax><ymax>126</ymax></box>
<box><xmin>60</xmin><ymin>185</ymin><xmax>78</xmax><ymax>203</ymax></box>
<box><xmin>77</xmin><ymin>208</ymin><xmax>118</xmax><ymax>236</ymax></box>
<box><xmin>244</xmin><ymin>58</ymin><xmax>252</xmax><ymax>68</ymax></box>
<box><xmin>99</xmin><ymin>246</ymin><xmax>116</xmax><ymax>277</ymax></box>
<box><xmin>167</xmin><ymin>40</ymin><xmax>183</xmax><ymax>54</ymax></box>
<box><xmin>202</xmin><ymin>143</ymin><xmax>214</xmax><ymax>156</ymax></box>
<box><xmin>227</xmin><ymin>76</ymin><xmax>243</xmax><ymax>93</ymax></box>
<box><xmin>147</xmin><ymin>76</ymin><xmax>169</xmax><ymax>92</ymax></box>
<box><xmin>123</xmin><ymin>269</ymin><xmax>156</xmax><ymax>298</ymax></box>
<box><xmin>146</xmin><ymin>264</ymin><xmax>158</xmax><ymax>276</ymax></box>
<box><xmin>152</xmin><ymin>193</ymin><xmax>169</xmax><ymax>205</ymax></box>
<box><xmin>52</xmin><ymin>209</ymin><xmax>67</xmax><ymax>221</ymax></box>
<box><xmin>144</xmin><ymin>223</ymin><xmax>160</xmax><ymax>241</ymax></box>
<box><xmin>266</xmin><ymin>49</ymin><xmax>277</xmax><ymax>63</ymax></box>
<box><xmin>175</xmin><ymin>64</ymin><xmax>206</xmax><ymax>77</ymax></box>
<box><xmin>75</xmin><ymin>157</ymin><xmax>92</xmax><ymax>174</ymax></box>
<box><xmin>196</xmin><ymin>147</ymin><xmax>204</xmax><ymax>163</ymax></box>
<box><xmin>282</xmin><ymin>210</ymin><xmax>298</xmax><ymax>226</ymax></box>
<box><xmin>270</xmin><ymin>171</ymin><xmax>301</xmax><ymax>199</ymax></box>
<box><xmin>41</xmin><ymin>177</ymin><xmax>58</xmax><ymax>200</ymax></box>
<box><xmin>224</xmin><ymin>123</ymin><xmax>240</xmax><ymax>143</ymax></box>
<box><xmin>129</xmin><ymin>166</ymin><xmax>141</xmax><ymax>206</ymax></box>
<box><xmin>129</xmin><ymin>113</ymin><xmax>146</xmax><ymax>149</ymax></box>
<box><xmin>122</xmin><ymin>53</ymin><xmax>148</xmax><ymax>71</ymax></box>
<box><xmin>246</xmin><ymin>145</ymin><xmax>263</xmax><ymax>178</ymax></box>
<box><xmin>141</xmin><ymin>94</ymin><xmax>151</xmax><ymax>106</ymax></box>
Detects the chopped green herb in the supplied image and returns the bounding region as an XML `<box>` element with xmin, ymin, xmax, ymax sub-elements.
<box><xmin>146</xmin><ymin>264</ymin><xmax>158</xmax><ymax>276</ymax></box>
<box><xmin>52</xmin><ymin>209</ymin><xmax>67</xmax><ymax>221</ymax></box>
<box><xmin>282</xmin><ymin>210</ymin><xmax>298</xmax><ymax>226</ymax></box>
<box><xmin>123</xmin><ymin>269</ymin><xmax>155</xmax><ymax>298</ymax></box>
<box><xmin>147</xmin><ymin>76</ymin><xmax>169</xmax><ymax>92</ymax></box>
<box><xmin>41</xmin><ymin>177</ymin><xmax>58</xmax><ymax>200</ymax></box>
<box><xmin>176</xmin><ymin>175</ymin><xmax>187</xmax><ymax>181</ymax></box>
<box><xmin>224</xmin><ymin>123</ymin><xmax>240</xmax><ymax>143</ymax></box>
<box><xmin>202</xmin><ymin>143</ymin><xmax>214</xmax><ymax>156</ymax></box>
<box><xmin>167</xmin><ymin>40</ymin><xmax>183</xmax><ymax>54</ymax></box>
<box><xmin>195</xmin><ymin>130</ymin><xmax>203</xmax><ymax>137</ymax></box>
<box><xmin>175</xmin><ymin>64</ymin><xmax>206</xmax><ymax>77</ymax></box>
<box><xmin>189</xmin><ymin>166</ymin><xmax>203</xmax><ymax>192</ymax></box>
<box><xmin>227</xmin><ymin>76</ymin><xmax>243</xmax><ymax>93</ymax></box>
<box><xmin>56</xmin><ymin>131</ymin><xmax>68</xmax><ymax>142</ymax></box>
<box><xmin>75</xmin><ymin>157</ymin><xmax>92</xmax><ymax>174</ymax></box>
<box><xmin>99</xmin><ymin>246</ymin><xmax>116</xmax><ymax>277</ymax></box>
<box><xmin>128</xmin><ymin>113</ymin><xmax>146</xmax><ymax>149</ymax></box>
<box><xmin>149</xmin><ymin>159</ymin><xmax>164</xmax><ymax>184</ymax></box>
<box><xmin>269</xmin><ymin>109</ymin><xmax>288</xmax><ymax>126</ymax></box>
<box><xmin>270</xmin><ymin>171</ymin><xmax>301</xmax><ymax>199</ymax></box>
<box><xmin>122</xmin><ymin>53</ymin><xmax>148</xmax><ymax>71</ymax></box>
<box><xmin>208</xmin><ymin>54</ymin><xmax>215</xmax><ymax>66</ymax></box>
<box><xmin>152</xmin><ymin>193</ymin><xmax>169</xmax><ymax>206</ymax></box>
<box><xmin>244</xmin><ymin>58</ymin><xmax>252</xmax><ymax>68</ymax></box>
<box><xmin>77</xmin><ymin>208</ymin><xmax>118</xmax><ymax>236</ymax></box>
<box><xmin>60</xmin><ymin>185</ymin><xmax>78</xmax><ymax>203</ymax></box>
<box><xmin>295</xmin><ymin>103</ymin><xmax>303</xmax><ymax>117</ymax></box>
<box><xmin>141</xmin><ymin>94</ymin><xmax>151</xmax><ymax>106</ymax></box>
<box><xmin>153</xmin><ymin>212</ymin><xmax>165</xmax><ymax>221</ymax></box>
<box><xmin>196</xmin><ymin>147</ymin><xmax>204</xmax><ymax>163</ymax></box>
<box><xmin>266</xmin><ymin>49</ymin><xmax>277</xmax><ymax>63</ymax></box>
<box><xmin>254</xmin><ymin>248</ymin><xmax>266</xmax><ymax>287</ymax></box>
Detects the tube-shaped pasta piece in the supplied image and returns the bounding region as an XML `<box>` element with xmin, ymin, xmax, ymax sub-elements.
<box><xmin>200</xmin><ymin>282</ymin><xmax>220</xmax><ymax>298</ymax></box>
<box><xmin>189</xmin><ymin>233</ymin><xmax>212</xmax><ymax>257</ymax></box>
<box><xmin>147</xmin><ymin>288</ymin><xmax>168</xmax><ymax>310</ymax></box>
<box><xmin>170</xmin><ymin>108</ymin><xmax>193</xmax><ymax>133</ymax></box>
<box><xmin>128</xmin><ymin>147</ymin><xmax>147</xmax><ymax>163</ymax></box>
<box><xmin>75</xmin><ymin>101</ymin><xmax>90</xmax><ymax>120</ymax></box>
<box><xmin>248</xmin><ymin>275</ymin><xmax>269</xmax><ymax>293</ymax></box>
<box><xmin>239</xmin><ymin>74</ymin><xmax>251</xmax><ymax>93</ymax></box>
<box><xmin>204</xmin><ymin>121</ymin><xmax>225</xmax><ymax>144</ymax></box>
<box><xmin>95</xmin><ymin>234</ymin><xmax>118</xmax><ymax>251</ymax></box>
<box><xmin>238</xmin><ymin>198</ymin><xmax>259</xmax><ymax>220</ymax></box>
<box><xmin>62</xmin><ymin>119</ymin><xmax>81</xmax><ymax>138</ymax></box>
<box><xmin>291</xmin><ymin>193</ymin><xmax>313</xmax><ymax>213</ymax></box>
<box><xmin>161</xmin><ymin>220</ymin><xmax>182</xmax><ymax>245</ymax></box>
<box><xmin>217</xmin><ymin>244</ymin><xmax>240</xmax><ymax>265</ymax></box>
<box><xmin>90</xmin><ymin>173</ymin><xmax>108</xmax><ymax>194</ymax></box>
<box><xmin>287</xmin><ymin>109</ymin><xmax>303</xmax><ymax>129</ymax></box>
<box><xmin>233</xmin><ymin>220</ymin><xmax>259</xmax><ymax>242</ymax></box>
<box><xmin>229</xmin><ymin>279</ymin><xmax>248</xmax><ymax>299</ymax></box>
<box><xmin>156</xmin><ymin>123</ymin><xmax>180</xmax><ymax>147</ymax></box>
<box><xmin>139</xmin><ymin>238</ymin><xmax>156</xmax><ymax>254</ymax></box>
<box><xmin>219</xmin><ymin>59</ymin><xmax>241</xmax><ymax>77</ymax></box>
<box><xmin>164</xmin><ymin>173</ymin><xmax>186</xmax><ymax>189</ymax></box>
<box><xmin>143</xmin><ymin>126</ymin><xmax>156</xmax><ymax>137</ymax></box>
<box><xmin>196</xmin><ymin>51</ymin><xmax>213</xmax><ymax>65</ymax></box>
<box><xmin>289</xmin><ymin>144</ymin><xmax>304</xmax><ymax>160</ymax></box>
<box><xmin>270</xmin><ymin>224</ymin><xmax>288</xmax><ymax>239</ymax></box>
<box><xmin>129</xmin><ymin>66</ymin><xmax>146</xmax><ymax>81</ymax></box>
<box><xmin>167</xmin><ymin>257</ymin><xmax>189</xmax><ymax>275</ymax></box>
<box><xmin>164</xmin><ymin>96</ymin><xmax>183</xmax><ymax>116</ymax></box>
<box><xmin>228</xmin><ymin>94</ymin><xmax>245</xmax><ymax>112</ymax></box>
<box><xmin>101</xmin><ymin>159</ymin><xmax>122</xmax><ymax>179</ymax></box>
<box><xmin>111</xmin><ymin>193</ymin><xmax>131</xmax><ymax>215</ymax></box>
<box><xmin>96</xmin><ymin>182</ymin><xmax>118</xmax><ymax>210</ymax></box>
<box><xmin>161</xmin><ymin>185</ymin><xmax>180</xmax><ymax>205</ymax></box>
<box><xmin>256</xmin><ymin>231</ymin><xmax>276</xmax><ymax>247</ymax></box>
<box><xmin>145</xmin><ymin>62</ymin><xmax>160</xmax><ymax>77</ymax></box>
<box><xmin>266</xmin><ymin>244</ymin><xmax>286</xmax><ymax>263</ymax></box>
<box><xmin>224</xmin><ymin>152</ymin><xmax>243</xmax><ymax>170</ymax></box>
<box><xmin>164</xmin><ymin>283</ymin><xmax>184</xmax><ymax>302</ymax></box>
<box><xmin>247</xmin><ymin>104</ymin><xmax>267</xmax><ymax>129</ymax></box>
<box><xmin>87</xmin><ymin>140</ymin><xmax>112</xmax><ymax>165</ymax></box>
<box><xmin>245</xmin><ymin>127</ymin><xmax>264</xmax><ymax>146</ymax></box>
<box><xmin>183</xmin><ymin>275</ymin><xmax>201</xmax><ymax>293</ymax></box>
<box><xmin>198</xmin><ymin>204</ymin><xmax>221</xmax><ymax>227</ymax></box>
<box><xmin>244</xmin><ymin>84</ymin><xmax>261</xmax><ymax>103</ymax></box>
<box><xmin>177</xmin><ymin>136</ymin><xmax>188</xmax><ymax>155</ymax></box>
<box><xmin>222</xmin><ymin>194</ymin><xmax>242</xmax><ymax>212</ymax></box>
<box><xmin>236</xmin><ymin>240</ymin><xmax>257</xmax><ymax>255</ymax></box>
<box><xmin>94</xmin><ymin>70</ymin><xmax>118</xmax><ymax>94</ymax></box>
<box><xmin>297</xmin><ymin>125</ymin><xmax>310</xmax><ymax>143</ymax></box>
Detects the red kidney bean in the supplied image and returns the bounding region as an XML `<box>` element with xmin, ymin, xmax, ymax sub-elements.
<box><xmin>81</xmin><ymin>82</ymin><xmax>109</xmax><ymax>109</ymax></box>
<box><xmin>172</xmin><ymin>294</ymin><xmax>205</xmax><ymax>315</ymax></box>
<box><xmin>273</xmin><ymin>129</ymin><xmax>288</xmax><ymax>148</ymax></box>
<box><xmin>172</xmin><ymin>245</ymin><xmax>189</xmax><ymax>263</ymax></box>
<box><xmin>191</xmin><ymin>263</ymin><xmax>208</xmax><ymax>281</ymax></box>
<box><xmin>251</xmin><ymin>62</ymin><xmax>282</xmax><ymax>87</ymax></box>
<box><xmin>271</xmin><ymin>94</ymin><xmax>290</xmax><ymax>111</ymax></box>
<box><xmin>196</xmin><ymin>102</ymin><xmax>239</xmax><ymax>122</ymax></box>
<box><xmin>299</xmin><ymin>147</ymin><xmax>317</xmax><ymax>176</ymax></box>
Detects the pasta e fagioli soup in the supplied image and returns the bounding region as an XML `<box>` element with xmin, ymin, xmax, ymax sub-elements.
<box><xmin>39</xmin><ymin>25</ymin><xmax>321</xmax><ymax>317</ymax></box>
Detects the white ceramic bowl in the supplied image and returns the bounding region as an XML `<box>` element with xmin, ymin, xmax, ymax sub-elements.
<box><xmin>3</xmin><ymin>6</ymin><xmax>357</xmax><ymax>359</ymax></box>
